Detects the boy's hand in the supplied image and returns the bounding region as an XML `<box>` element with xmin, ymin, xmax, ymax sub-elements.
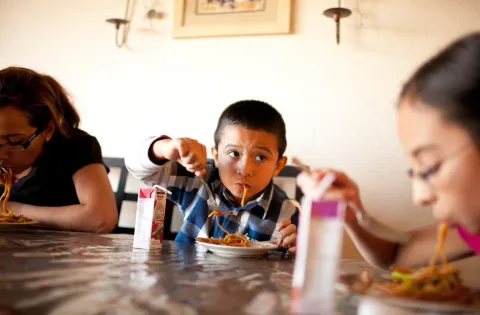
<box><xmin>155</xmin><ymin>138</ymin><xmax>207</xmax><ymax>176</ymax></box>
<box><xmin>297</xmin><ymin>169</ymin><xmax>365</xmax><ymax>223</ymax></box>
<box><xmin>275</xmin><ymin>219</ymin><xmax>297</xmax><ymax>254</ymax></box>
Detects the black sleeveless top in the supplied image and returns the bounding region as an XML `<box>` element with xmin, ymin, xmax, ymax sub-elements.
<box><xmin>0</xmin><ymin>129</ymin><xmax>106</xmax><ymax>207</ymax></box>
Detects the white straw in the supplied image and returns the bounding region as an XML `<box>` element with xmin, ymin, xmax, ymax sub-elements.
<box><xmin>310</xmin><ymin>172</ymin><xmax>336</xmax><ymax>201</ymax></box>
<box><xmin>153</xmin><ymin>185</ymin><xmax>172</xmax><ymax>195</ymax></box>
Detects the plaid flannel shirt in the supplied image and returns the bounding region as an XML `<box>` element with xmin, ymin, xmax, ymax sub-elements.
<box><xmin>126</xmin><ymin>137</ymin><xmax>299</xmax><ymax>244</ymax></box>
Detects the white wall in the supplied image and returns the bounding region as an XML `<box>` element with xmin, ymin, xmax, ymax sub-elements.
<box><xmin>1</xmin><ymin>0</ymin><xmax>480</xmax><ymax>231</ymax></box>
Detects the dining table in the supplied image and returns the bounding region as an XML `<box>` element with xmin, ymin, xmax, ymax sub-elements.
<box><xmin>0</xmin><ymin>228</ymin><xmax>478</xmax><ymax>315</ymax></box>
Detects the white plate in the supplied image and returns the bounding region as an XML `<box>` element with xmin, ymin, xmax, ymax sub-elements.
<box><xmin>195</xmin><ymin>240</ymin><xmax>278</xmax><ymax>258</ymax></box>
<box><xmin>369</xmin><ymin>295</ymin><xmax>480</xmax><ymax>313</ymax></box>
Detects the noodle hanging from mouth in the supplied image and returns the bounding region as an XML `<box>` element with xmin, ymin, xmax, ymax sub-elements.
<box><xmin>241</xmin><ymin>185</ymin><xmax>248</xmax><ymax>207</ymax></box>
<box><xmin>429</xmin><ymin>222</ymin><xmax>449</xmax><ymax>267</ymax></box>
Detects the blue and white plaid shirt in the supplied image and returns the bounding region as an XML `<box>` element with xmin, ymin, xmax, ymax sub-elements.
<box><xmin>126</xmin><ymin>137</ymin><xmax>299</xmax><ymax>244</ymax></box>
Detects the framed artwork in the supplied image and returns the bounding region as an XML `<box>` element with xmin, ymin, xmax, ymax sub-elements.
<box><xmin>173</xmin><ymin>0</ymin><xmax>292</xmax><ymax>38</ymax></box>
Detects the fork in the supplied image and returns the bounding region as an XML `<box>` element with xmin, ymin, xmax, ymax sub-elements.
<box><xmin>199</xmin><ymin>177</ymin><xmax>287</xmax><ymax>249</ymax></box>
<box><xmin>198</xmin><ymin>177</ymin><xmax>238</xmax><ymax>216</ymax></box>
<box><xmin>292</xmin><ymin>157</ymin><xmax>411</xmax><ymax>244</ymax></box>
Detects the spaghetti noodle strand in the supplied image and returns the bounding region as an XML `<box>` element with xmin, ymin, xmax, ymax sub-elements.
<box><xmin>241</xmin><ymin>185</ymin><xmax>248</xmax><ymax>207</ymax></box>
<box><xmin>215</xmin><ymin>214</ymin><xmax>231</xmax><ymax>236</ymax></box>
<box><xmin>0</xmin><ymin>169</ymin><xmax>33</xmax><ymax>223</ymax></box>
<box><xmin>196</xmin><ymin>209</ymin><xmax>250</xmax><ymax>247</ymax></box>
<box><xmin>197</xmin><ymin>186</ymin><xmax>250</xmax><ymax>247</ymax></box>
<box><xmin>1</xmin><ymin>169</ymin><xmax>12</xmax><ymax>214</ymax></box>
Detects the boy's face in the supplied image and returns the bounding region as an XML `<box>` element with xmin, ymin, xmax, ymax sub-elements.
<box><xmin>212</xmin><ymin>125</ymin><xmax>287</xmax><ymax>206</ymax></box>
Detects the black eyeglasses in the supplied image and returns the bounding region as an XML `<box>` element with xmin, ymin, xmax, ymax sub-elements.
<box><xmin>0</xmin><ymin>129</ymin><xmax>43</xmax><ymax>153</ymax></box>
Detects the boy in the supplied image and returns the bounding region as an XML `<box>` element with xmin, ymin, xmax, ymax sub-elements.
<box><xmin>126</xmin><ymin>100</ymin><xmax>298</xmax><ymax>253</ymax></box>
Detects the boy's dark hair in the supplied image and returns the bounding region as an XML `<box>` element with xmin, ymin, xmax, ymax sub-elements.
<box><xmin>214</xmin><ymin>100</ymin><xmax>287</xmax><ymax>157</ymax></box>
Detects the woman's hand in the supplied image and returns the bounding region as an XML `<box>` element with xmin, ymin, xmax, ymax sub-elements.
<box><xmin>297</xmin><ymin>169</ymin><xmax>365</xmax><ymax>223</ymax></box>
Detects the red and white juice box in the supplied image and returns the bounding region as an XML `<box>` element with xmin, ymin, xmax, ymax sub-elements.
<box><xmin>133</xmin><ymin>186</ymin><xmax>168</xmax><ymax>250</ymax></box>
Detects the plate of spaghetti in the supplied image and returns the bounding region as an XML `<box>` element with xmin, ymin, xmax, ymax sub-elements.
<box><xmin>0</xmin><ymin>211</ymin><xmax>36</xmax><ymax>225</ymax></box>
<box><xmin>196</xmin><ymin>185</ymin><xmax>278</xmax><ymax>257</ymax></box>
<box><xmin>338</xmin><ymin>223</ymin><xmax>480</xmax><ymax>312</ymax></box>
<box><xmin>196</xmin><ymin>238</ymin><xmax>278</xmax><ymax>258</ymax></box>
<box><xmin>0</xmin><ymin>169</ymin><xmax>37</xmax><ymax>227</ymax></box>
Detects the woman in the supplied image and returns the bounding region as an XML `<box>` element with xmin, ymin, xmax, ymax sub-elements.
<box><xmin>298</xmin><ymin>32</ymin><xmax>480</xmax><ymax>268</ymax></box>
<box><xmin>0</xmin><ymin>67</ymin><xmax>117</xmax><ymax>232</ymax></box>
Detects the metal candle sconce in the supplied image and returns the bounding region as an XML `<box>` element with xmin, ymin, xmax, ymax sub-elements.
<box><xmin>106</xmin><ymin>18</ymin><xmax>129</xmax><ymax>48</ymax></box>
<box><xmin>106</xmin><ymin>0</ymin><xmax>132</xmax><ymax>48</ymax></box>
<box><xmin>323</xmin><ymin>0</ymin><xmax>352</xmax><ymax>45</ymax></box>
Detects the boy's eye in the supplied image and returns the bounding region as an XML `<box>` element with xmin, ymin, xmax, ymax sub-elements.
<box><xmin>255</xmin><ymin>155</ymin><xmax>266</xmax><ymax>161</ymax></box>
<box><xmin>228</xmin><ymin>151</ymin><xmax>240</xmax><ymax>158</ymax></box>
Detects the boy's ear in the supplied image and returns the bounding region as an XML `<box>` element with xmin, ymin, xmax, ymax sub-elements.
<box><xmin>273</xmin><ymin>156</ymin><xmax>288</xmax><ymax>177</ymax></box>
<box><xmin>211</xmin><ymin>146</ymin><xmax>219</xmax><ymax>164</ymax></box>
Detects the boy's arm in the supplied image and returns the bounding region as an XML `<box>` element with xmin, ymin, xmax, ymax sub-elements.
<box><xmin>126</xmin><ymin>136</ymin><xmax>207</xmax><ymax>181</ymax></box>
<box><xmin>125</xmin><ymin>136</ymin><xmax>209</xmax><ymax>206</ymax></box>
<box><xmin>125</xmin><ymin>136</ymin><xmax>171</xmax><ymax>183</ymax></box>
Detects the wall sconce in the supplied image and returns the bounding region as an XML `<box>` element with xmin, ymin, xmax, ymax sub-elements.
<box><xmin>323</xmin><ymin>0</ymin><xmax>352</xmax><ymax>45</ymax></box>
<box><xmin>106</xmin><ymin>0</ymin><xmax>132</xmax><ymax>48</ymax></box>
<box><xmin>145</xmin><ymin>9</ymin><xmax>165</xmax><ymax>20</ymax></box>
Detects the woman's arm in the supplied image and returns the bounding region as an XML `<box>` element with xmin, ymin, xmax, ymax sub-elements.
<box><xmin>9</xmin><ymin>163</ymin><xmax>118</xmax><ymax>233</ymax></box>
<box><xmin>346</xmin><ymin>220</ymin><xmax>473</xmax><ymax>268</ymax></box>
<box><xmin>343</xmin><ymin>218</ymin><xmax>399</xmax><ymax>268</ymax></box>
<box><xmin>395</xmin><ymin>225</ymin><xmax>473</xmax><ymax>266</ymax></box>
<box><xmin>297</xmin><ymin>169</ymin><xmax>474</xmax><ymax>269</ymax></box>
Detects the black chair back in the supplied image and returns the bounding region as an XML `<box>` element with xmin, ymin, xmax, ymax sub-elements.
<box><xmin>103</xmin><ymin>157</ymin><xmax>177</xmax><ymax>240</ymax></box>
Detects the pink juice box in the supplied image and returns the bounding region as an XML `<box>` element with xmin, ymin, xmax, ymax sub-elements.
<box><xmin>291</xmin><ymin>173</ymin><xmax>346</xmax><ymax>314</ymax></box>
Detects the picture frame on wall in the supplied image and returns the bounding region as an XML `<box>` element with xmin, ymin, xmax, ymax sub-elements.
<box><xmin>172</xmin><ymin>0</ymin><xmax>292</xmax><ymax>39</ymax></box>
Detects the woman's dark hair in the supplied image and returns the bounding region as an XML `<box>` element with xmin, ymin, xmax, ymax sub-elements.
<box><xmin>399</xmin><ymin>32</ymin><xmax>480</xmax><ymax>143</ymax></box>
<box><xmin>0</xmin><ymin>67</ymin><xmax>80</xmax><ymax>138</ymax></box>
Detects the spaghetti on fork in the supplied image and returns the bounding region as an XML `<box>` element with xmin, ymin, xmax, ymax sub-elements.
<box><xmin>197</xmin><ymin>185</ymin><xmax>250</xmax><ymax>247</ymax></box>
<box><xmin>0</xmin><ymin>169</ymin><xmax>33</xmax><ymax>223</ymax></box>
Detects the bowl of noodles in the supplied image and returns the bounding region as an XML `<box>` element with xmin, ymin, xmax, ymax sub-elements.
<box><xmin>338</xmin><ymin>223</ymin><xmax>480</xmax><ymax>313</ymax></box>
